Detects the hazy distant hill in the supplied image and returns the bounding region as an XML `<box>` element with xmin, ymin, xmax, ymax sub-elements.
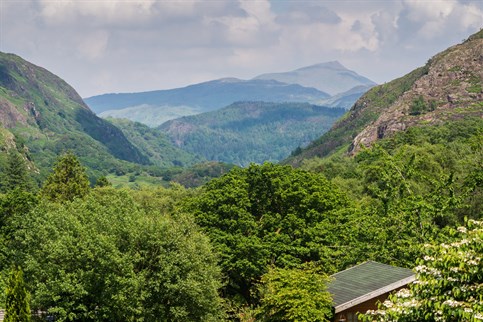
<box><xmin>159</xmin><ymin>101</ymin><xmax>345</xmax><ymax>166</ymax></box>
<box><xmin>287</xmin><ymin>29</ymin><xmax>483</xmax><ymax>165</ymax></box>
<box><xmin>316</xmin><ymin>84</ymin><xmax>375</xmax><ymax>109</ymax></box>
<box><xmin>85</xmin><ymin>78</ymin><xmax>330</xmax><ymax>126</ymax></box>
<box><xmin>254</xmin><ymin>61</ymin><xmax>376</xmax><ymax>96</ymax></box>
<box><xmin>85</xmin><ymin>62</ymin><xmax>376</xmax><ymax>128</ymax></box>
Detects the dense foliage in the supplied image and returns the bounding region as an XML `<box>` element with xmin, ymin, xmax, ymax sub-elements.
<box><xmin>185</xmin><ymin>163</ymin><xmax>348</xmax><ymax>303</ymax></box>
<box><xmin>1</xmin><ymin>152</ymin><xmax>32</xmax><ymax>193</ymax></box>
<box><xmin>0</xmin><ymin>115</ymin><xmax>481</xmax><ymax>321</ymax></box>
<box><xmin>362</xmin><ymin>220</ymin><xmax>483</xmax><ymax>321</ymax></box>
<box><xmin>9</xmin><ymin>188</ymin><xmax>223</xmax><ymax>321</ymax></box>
<box><xmin>0</xmin><ymin>154</ymin><xmax>223</xmax><ymax>322</ymax></box>
<box><xmin>255</xmin><ymin>265</ymin><xmax>333</xmax><ymax>322</ymax></box>
<box><xmin>40</xmin><ymin>151</ymin><xmax>90</xmax><ymax>202</ymax></box>
<box><xmin>5</xmin><ymin>267</ymin><xmax>31</xmax><ymax>322</ymax></box>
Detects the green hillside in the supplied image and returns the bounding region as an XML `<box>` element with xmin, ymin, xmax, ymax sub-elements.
<box><xmin>106</xmin><ymin>118</ymin><xmax>202</xmax><ymax>168</ymax></box>
<box><xmin>159</xmin><ymin>101</ymin><xmax>345</xmax><ymax>166</ymax></box>
<box><xmin>0</xmin><ymin>52</ymin><xmax>210</xmax><ymax>184</ymax></box>
<box><xmin>0</xmin><ymin>52</ymin><xmax>153</xmax><ymax>179</ymax></box>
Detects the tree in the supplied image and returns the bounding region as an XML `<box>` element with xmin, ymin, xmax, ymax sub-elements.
<box><xmin>185</xmin><ymin>163</ymin><xmax>348</xmax><ymax>303</ymax></box>
<box><xmin>40</xmin><ymin>152</ymin><xmax>90</xmax><ymax>202</ymax></box>
<box><xmin>361</xmin><ymin>220</ymin><xmax>483</xmax><ymax>321</ymax></box>
<box><xmin>10</xmin><ymin>188</ymin><xmax>223</xmax><ymax>321</ymax></box>
<box><xmin>0</xmin><ymin>190</ymin><xmax>38</xmax><ymax>237</ymax></box>
<box><xmin>94</xmin><ymin>176</ymin><xmax>111</xmax><ymax>188</ymax></box>
<box><xmin>5</xmin><ymin>266</ymin><xmax>31</xmax><ymax>322</ymax></box>
<box><xmin>2</xmin><ymin>152</ymin><xmax>31</xmax><ymax>193</ymax></box>
<box><xmin>255</xmin><ymin>264</ymin><xmax>333</xmax><ymax>322</ymax></box>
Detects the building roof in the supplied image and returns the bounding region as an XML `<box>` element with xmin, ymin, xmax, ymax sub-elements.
<box><xmin>328</xmin><ymin>261</ymin><xmax>415</xmax><ymax>313</ymax></box>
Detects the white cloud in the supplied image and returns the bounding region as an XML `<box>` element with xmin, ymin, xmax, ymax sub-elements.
<box><xmin>38</xmin><ymin>0</ymin><xmax>200</xmax><ymax>26</ymax></box>
<box><xmin>2</xmin><ymin>0</ymin><xmax>482</xmax><ymax>96</ymax></box>
<box><xmin>398</xmin><ymin>0</ymin><xmax>483</xmax><ymax>39</ymax></box>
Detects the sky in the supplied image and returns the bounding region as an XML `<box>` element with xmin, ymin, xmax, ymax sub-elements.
<box><xmin>1</xmin><ymin>0</ymin><xmax>482</xmax><ymax>98</ymax></box>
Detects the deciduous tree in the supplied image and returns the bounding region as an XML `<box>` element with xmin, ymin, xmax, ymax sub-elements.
<box><xmin>362</xmin><ymin>220</ymin><xmax>483</xmax><ymax>321</ymax></box>
<box><xmin>255</xmin><ymin>264</ymin><xmax>333</xmax><ymax>322</ymax></box>
<box><xmin>186</xmin><ymin>163</ymin><xmax>348</xmax><ymax>303</ymax></box>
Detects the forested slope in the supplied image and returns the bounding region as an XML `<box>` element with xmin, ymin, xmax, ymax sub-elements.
<box><xmin>159</xmin><ymin>101</ymin><xmax>345</xmax><ymax>166</ymax></box>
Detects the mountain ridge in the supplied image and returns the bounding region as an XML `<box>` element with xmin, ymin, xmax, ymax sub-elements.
<box><xmin>86</xmin><ymin>78</ymin><xmax>330</xmax><ymax>114</ymax></box>
<box><xmin>158</xmin><ymin>101</ymin><xmax>345</xmax><ymax>166</ymax></box>
<box><xmin>254</xmin><ymin>60</ymin><xmax>376</xmax><ymax>95</ymax></box>
<box><xmin>85</xmin><ymin>61</ymin><xmax>375</xmax><ymax>127</ymax></box>
<box><xmin>286</xmin><ymin>29</ymin><xmax>483</xmax><ymax>165</ymax></box>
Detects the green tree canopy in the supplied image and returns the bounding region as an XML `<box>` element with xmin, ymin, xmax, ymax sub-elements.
<box><xmin>1</xmin><ymin>152</ymin><xmax>31</xmax><ymax>193</ymax></box>
<box><xmin>94</xmin><ymin>176</ymin><xmax>111</xmax><ymax>188</ymax></box>
<box><xmin>10</xmin><ymin>188</ymin><xmax>223</xmax><ymax>321</ymax></box>
<box><xmin>255</xmin><ymin>264</ymin><xmax>333</xmax><ymax>322</ymax></box>
<box><xmin>40</xmin><ymin>152</ymin><xmax>90</xmax><ymax>202</ymax></box>
<box><xmin>185</xmin><ymin>163</ymin><xmax>348</xmax><ymax>303</ymax></box>
<box><xmin>5</xmin><ymin>266</ymin><xmax>31</xmax><ymax>322</ymax></box>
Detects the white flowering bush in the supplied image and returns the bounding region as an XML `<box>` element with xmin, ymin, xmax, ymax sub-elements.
<box><xmin>361</xmin><ymin>220</ymin><xmax>483</xmax><ymax>321</ymax></box>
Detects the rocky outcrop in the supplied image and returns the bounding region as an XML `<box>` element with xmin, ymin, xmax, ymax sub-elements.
<box><xmin>350</xmin><ymin>31</ymin><xmax>483</xmax><ymax>153</ymax></box>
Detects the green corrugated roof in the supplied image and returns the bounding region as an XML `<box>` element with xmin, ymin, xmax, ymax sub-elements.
<box><xmin>328</xmin><ymin>261</ymin><xmax>414</xmax><ymax>307</ymax></box>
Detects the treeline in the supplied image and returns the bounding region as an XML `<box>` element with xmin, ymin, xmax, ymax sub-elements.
<box><xmin>0</xmin><ymin>117</ymin><xmax>481</xmax><ymax>321</ymax></box>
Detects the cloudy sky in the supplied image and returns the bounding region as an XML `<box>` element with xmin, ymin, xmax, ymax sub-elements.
<box><xmin>1</xmin><ymin>0</ymin><xmax>482</xmax><ymax>97</ymax></box>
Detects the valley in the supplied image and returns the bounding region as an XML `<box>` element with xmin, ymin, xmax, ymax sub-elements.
<box><xmin>0</xmin><ymin>20</ymin><xmax>482</xmax><ymax>322</ymax></box>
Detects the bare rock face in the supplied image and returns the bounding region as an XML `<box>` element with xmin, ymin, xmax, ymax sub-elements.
<box><xmin>350</xmin><ymin>34</ymin><xmax>483</xmax><ymax>153</ymax></box>
<box><xmin>0</xmin><ymin>97</ymin><xmax>28</xmax><ymax>128</ymax></box>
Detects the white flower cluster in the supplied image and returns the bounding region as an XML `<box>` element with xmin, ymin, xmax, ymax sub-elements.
<box><xmin>361</xmin><ymin>222</ymin><xmax>483</xmax><ymax>322</ymax></box>
<box><xmin>442</xmin><ymin>299</ymin><xmax>462</xmax><ymax>307</ymax></box>
<box><xmin>415</xmin><ymin>264</ymin><xmax>441</xmax><ymax>277</ymax></box>
<box><xmin>467</xmin><ymin>219</ymin><xmax>483</xmax><ymax>226</ymax></box>
<box><xmin>451</xmin><ymin>238</ymin><xmax>470</xmax><ymax>248</ymax></box>
<box><xmin>457</xmin><ymin>226</ymin><xmax>467</xmax><ymax>233</ymax></box>
<box><xmin>395</xmin><ymin>288</ymin><xmax>411</xmax><ymax>298</ymax></box>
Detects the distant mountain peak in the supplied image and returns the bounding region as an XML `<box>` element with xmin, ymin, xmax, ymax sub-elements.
<box><xmin>297</xmin><ymin>61</ymin><xmax>346</xmax><ymax>71</ymax></box>
<box><xmin>254</xmin><ymin>61</ymin><xmax>375</xmax><ymax>95</ymax></box>
<box><xmin>216</xmin><ymin>77</ymin><xmax>242</xmax><ymax>83</ymax></box>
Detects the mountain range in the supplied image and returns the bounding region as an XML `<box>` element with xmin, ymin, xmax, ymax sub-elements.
<box><xmin>85</xmin><ymin>61</ymin><xmax>375</xmax><ymax>127</ymax></box>
<box><xmin>0</xmin><ymin>51</ymin><xmax>348</xmax><ymax>184</ymax></box>
<box><xmin>0</xmin><ymin>29</ymin><xmax>481</xmax><ymax>186</ymax></box>
<box><xmin>0</xmin><ymin>52</ymin><xmax>200</xmax><ymax>182</ymax></box>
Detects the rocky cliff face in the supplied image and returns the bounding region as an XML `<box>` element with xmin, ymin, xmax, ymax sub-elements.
<box><xmin>351</xmin><ymin>31</ymin><xmax>482</xmax><ymax>153</ymax></box>
<box><xmin>286</xmin><ymin>29</ymin><xmax>483</xmax><ymax>165</ymax></box>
